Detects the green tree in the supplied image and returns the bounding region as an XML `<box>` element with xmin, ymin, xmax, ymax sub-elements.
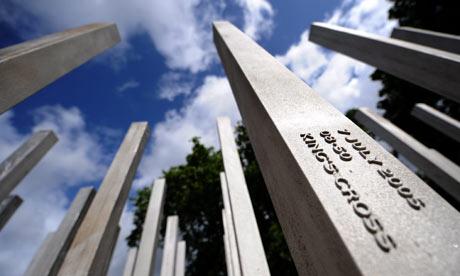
<box><xmin>127</xmin><ymin>126</ymin><xmax>296</xmax><ymax>275</ymax></box>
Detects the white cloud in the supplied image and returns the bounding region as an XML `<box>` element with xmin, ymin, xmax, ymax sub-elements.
<box><xmin>0</xmin><ymin>106</ymin><xmax>109</xmax><ymax>276</ymax></box>
<box><xmin>1</xmin><ymin>0</ymin><xmax>274</xmax><ymax>73</ymax></box>
<box><xmin>277</xmin><ymin>0</ymin><xmax>396</xmax><ymax>112</ymax></box>
<box><xmin>135</xmin><ymin>75</ymin><xmax>240</xmax><ymax>188</ymax></box>
<box><xmin>117</xmin><ymin>80</ymin><xmax>140</xmax><ymax>93</ymax></box>
<box><xmin>157</xmin><ymin>72</ymin><xmax>194</xmax><ymax>101</ymax></box>
<box><xmin>237</xmin><ymin>0</ymin><xmax>275</xmax><ymax>40</ymax></box>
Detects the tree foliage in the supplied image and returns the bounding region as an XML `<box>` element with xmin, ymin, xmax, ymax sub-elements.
<box><xmin>127</xmin><ymin>125</ymin><xmax>296</xmax><ymax>275</ymax></box>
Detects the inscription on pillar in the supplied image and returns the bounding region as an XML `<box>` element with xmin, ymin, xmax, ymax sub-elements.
<box><xmin>300</xmin><ymin>131</ymin><xmax>397</xmax><ymax>252</ymax></box>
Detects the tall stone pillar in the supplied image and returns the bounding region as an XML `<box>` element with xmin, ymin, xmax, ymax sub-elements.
<box><xmin>0</xmin><ymin>130</ymin><xmax>57</xmax><ymax>203</ymax></box>
<box><xmin>160</xmin><ymin>216</ymin><xmax>179</xmax><ymax>276</ymax></box>
<box><xmin>217</xmin><ymin>117</ymin><xmax>270</xmax><ymax>276</ymax></box>
<box><xmin>123</xmin><ymin>248</ymin><xmax>138</xmax><ymax>276</ymax></box>
<box><xmin>0</xmin><ymin>23</ymin><xmax>120</xmax><ymax>114</ymax></box>
<box><xmin>25</xmin><ymin>187</ymin><xmax>95</xmax><ymax>276</ymax></box>
<box><xmin>355</xmin><ymin>107</ymin><xmax>460</xmax><ymax>203</ymax></box>
<box><xmin>309</xmin><ymin>22</ymin><xmax>460</xmax><ymax>103</ymax></box>
<box><xmin>213</xmin><ymin>20</ymin><xmax>460</xmax><ymax>275</ymax></box>
<box><xmin>174</xmin><ymin>240</ymin><xmax>186</xmax><ymax>276</ymax></box>
<box><xmin>219</xmin><ymin>172</ymin><xmax>241</xmax><ymax>276</ymax></box>
<box><xmin>0</xmin><ymin>195</ymin><xmax>22</xmax><ymax>231</ymax></box>
<box><xmin>133</xmin><ymin>179</ymin><xmax>166</xmax><ymax>276</ymax></box>
<box><xmin>57</xmin><ymin>122</ymin><xmax>150</xmax><ymax>276</ymax></box>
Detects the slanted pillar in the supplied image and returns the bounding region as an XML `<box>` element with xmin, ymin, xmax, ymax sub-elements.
<box><xmin>0</xmin><ymin>195</ymin><xmax>22</xmax><ymax>231</ymax></box>
<box><xmin>175</xmin><ymin>240</ymin><xmax>186</xmax><ymax>276</ymax></box>
<box><xmin>217</xmin><ymin>118</ymin><xmax>270</xmax><ymax>276</ymax></box>
<box><xmin>25</xmin><ymin>187</ymin><xmax>95</xmax><ymax>276</ymax></box>
<box><xmin>411</xmin><ymin>103</ymin><xmax>460</xmax><ymax>143</ymax></box>
<box><xmin>57</xmin><ymin>122</ymin><xmax>150</xmax><ymax>276</ymax></box>
<box><xmin>133</xmin><ymin>179</ymin><xmax>166</xmax><ymax>276</ymax></box>
<box><xmin>0</xmin><ymin>23</ymin><xmax>120</xmax><ymax>114</ymax></box>
<box><xmin>123</xmin><ymin>248</ymin><xmax>138</xmax><ymax>276</ymax></box>
<box><xmin>213</xmin><ymin>21</ymin><xmax>460</xmax><ymax>275</ymax></box>
<box><xmin>355</xmin><ymin>107</ymin><xmax>460</xmax><ymax>203</ymax></box>
<box><xmin>219</xmin><ymin>173</ymin><xmax>241</xmax><ymax>276</ymax></box>
<box><xmin>160</xmin><ymin>216</ymin><xmax>179</xmax><ymax>276</ymax></box>
<box><xmin>309</xmin><ymin>22</ymin><xmax>460</xmax><ymax>103</ymax></box>
<box><xmin>391</xmin><ymin>27</ymin><xmax>460</xmax><ymax>54</ymax></box>
<box><xmin>0</xmin><ymin>130</ymin><xmax>57</xmax><ymax>203</ymax></box>
<box><xmin>222</xmin><ymin>210</ymin><xmax>234</xmax><ymax>276</ymax></box>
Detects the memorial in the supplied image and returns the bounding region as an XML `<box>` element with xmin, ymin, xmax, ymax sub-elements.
<box><xmin>175</xmin><ymin>240</ymin><xmax>186</xmax><ymax>276</ymax></box>
<box><xmin>25</xmin><ymin>187</ymin><xmax>95</xmax><ymax>276</ymax></box>
<box><xmin>0</xmin><ymin>195</ymin><xmax>22</xmax><ymax>231</ymax></box>
<box><xmin>0</xmin><ymin>130</ymin><xmax>57</xmax><ymax>203</ymax></box>
<box><xmin>0</xmin><ymin>23</ymin><xmax>120</xmax><ymax>114</ymax></box>
<box><xmin>122</xmin><ymin>248</ymin><xmax>138</xmax><ymax>276</ymax></box>
<box><xmin>217</xmin><ymin>117</ymin><xmax>270</xmax><ymax>276</ymax></box>
<box><xmin>160</xmin><ymin>216</ymin><xmax>179</xmax><ymax>276</ymax></box>
<box><xmin>391</xmin><ymin>27</ymin><xmax>460</xmax><ymax>55</ymax></box>
<box><xmin>57</xmin><ymin>122</ymin><xmax>149</xmax><ymax>276</ymax></box>
<box><xmin>214</xmin><ymin>20</ymin><xmax>460</xmax><ymax>275</ymax></box>
<box><xmin>354</xmin><ymin>107</ymin><xmax>460</xmax><ymax>204</ymax></box>
<box><xmin>220</xmin><ymin>173</ymin><xmax>241</xmax><ymax>276</ymax></box>
<box><xmin>309</xmin><ymin>22</ymin><xmax>460</xmax><ymax>103</ymax></box>
<box><xmin>133</xmin><ymin>179</ymin><xmax>166</xmax><ymax>276</ymax></box>
<box><xmin>411</xmin><ymin>103</ymin><xmax>460</xmax><ymax>143</ymax></box>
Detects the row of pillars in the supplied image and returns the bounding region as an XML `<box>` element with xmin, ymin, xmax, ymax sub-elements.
<box><xmin>0</xmin><ymin>23</ymin><xmax>188</xmax><ymax>275</ymax></box>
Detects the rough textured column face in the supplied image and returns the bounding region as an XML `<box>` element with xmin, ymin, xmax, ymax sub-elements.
<box><xmin>213</xmin><ymin>21</ymin><xmax>460</xmax><ymax>275</ymax></box>
<box><xmin>219</xmin><ymin>173</ymin><xmax>241</xmax><ymax>276</ymax></box>
<box><xmin>0</xmin><ymin>130</ymin><xmax>58</xmax><ymax>203</ymax></box>
<box><xmin>0</xmin><ymin>195</ymin><xmax>22</xmax><ymax>231</ymax></box>
<box><xmin>160</xmin><ymin>216</ymin><xmax>179</xmax><ymax>276</ymax></box>
<box><xmin>57</xmin><ymin>122</ymin><xmax>150</xmax><ymax>276</ymax></box>
<box><xmin>123</xmin><ymin>248</ymin><xmax>138</xmax><ymax>276</ymax></box>
<box><xmin>222</xmin><ymin>210</ymin><xmax>234</xmax><ymax>276</ymax></box>
<box><xmin>217</xmin><ymin>118</ymin><xmax>270</xmax><ymax>276</ymax></box>
<box><xmin>0</xmin><ymin>23</ymin><xmax>120</xmax><ymax>114</ymax></box>
<box><xmin>133</xmin><ymin>179</ymin><xmax>166</xmax><ymax>276</ymax></box>
<box><xmin>309</xmin><ymin>22</ymin><xmax>460</xmax><ymax>103</ymax></box>
<box><xmin>391</xmin><ymin>27</ymin><xmax>460</xmax><ymax>55</ymax></box>
<box><xmin>355</xmin><ymin>108</ymin><xmax>460</xmax><ymax>204</ymax></box>
<box><xmin>174</xmin><ymin>240</ymin><xmax>186</xmax><ymax>276</ymax></box>
<box><xmin>411</xmin><ymin>103</ymin><xmax>460</xmax><ymax>143</ymax></box>
<box><xmin>25</xmin><ymin>187</ymin><xmax>95</xmax><ymax>276</ymax></box>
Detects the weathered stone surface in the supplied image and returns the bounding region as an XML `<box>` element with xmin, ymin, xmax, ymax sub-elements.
<box><xmin>213</xmin><ymin>21</ymin><xmax>460</xmax><ymax>275</ymax></box>
<box><xmin>355</xmin><ymin>107</ymin><xmax>460</xmax><ymax>204</ymax></box>
<box><xmin>133</xmin><ymin>179</ymin><xmax>166</xmax><ymax>276</ymax></box>
<box><xmin>0</xmin><ymin>195</ymin><xmax>22</xmax><ymax>231</ymax></box>
<box><xmin>411</xmin><ymin>103</ymin><xmax>460</xmax><ymax>143</ymax></box>
<box><xmin>217</xmin><ymin>118</ymin><xmax>270</xmax><ymax>276</ymax></box>
<box><xmin>123</xmin><ymin>248</ymin><xmax>138</xmax><ymax>276</ymax></box>
<box><xmin>219</xmin><ymin>173</ymin><xmax>240</xmax><ymax>276</ymax></box>
<box><xmin>222</xmin><ymin>210</ymin><xmax>234</xmax><ymax>276</ymax></box>
<box><xmin>160</xmin><ymin>216</ymin><xmax>179</xmax><ymax>276</ymax></box>
<box><xmin>25</xmin><ymin>187</ymin><xmax>95</xmax><ymax>276</ymax></box>
<box><xmin>309</xmin><ymin>22</ymin><xmax>460</xmax><ymax>103</ymax></box>
<box><xmin>174</xmin><ymin>240</ymin><xmax>186</xmax><ymax>276</ymax></box>
<box><xmin>57</xmin><ymin>122</ymin><xmax>150</xmax><ymax>276</ymax></box>
<box><xmin>0</xmin><ymin>23</ymin><xmax>120</xmax><ymax>114</ymax></box>
<box><xmin>392</xmin><ymin>27</ymin><xmax>460</xmax><ymax>55</ymax></box>
<box><xmin>0</xmin><ymin>130</ymin><xmax>57</xmax><ymax>203</ymax></box>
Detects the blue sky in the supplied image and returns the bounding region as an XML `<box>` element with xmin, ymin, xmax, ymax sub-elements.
<box><xmin>0</xmin><ymin>0</ymin><xmax>396</xmax><ymax>275</ymax></box>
